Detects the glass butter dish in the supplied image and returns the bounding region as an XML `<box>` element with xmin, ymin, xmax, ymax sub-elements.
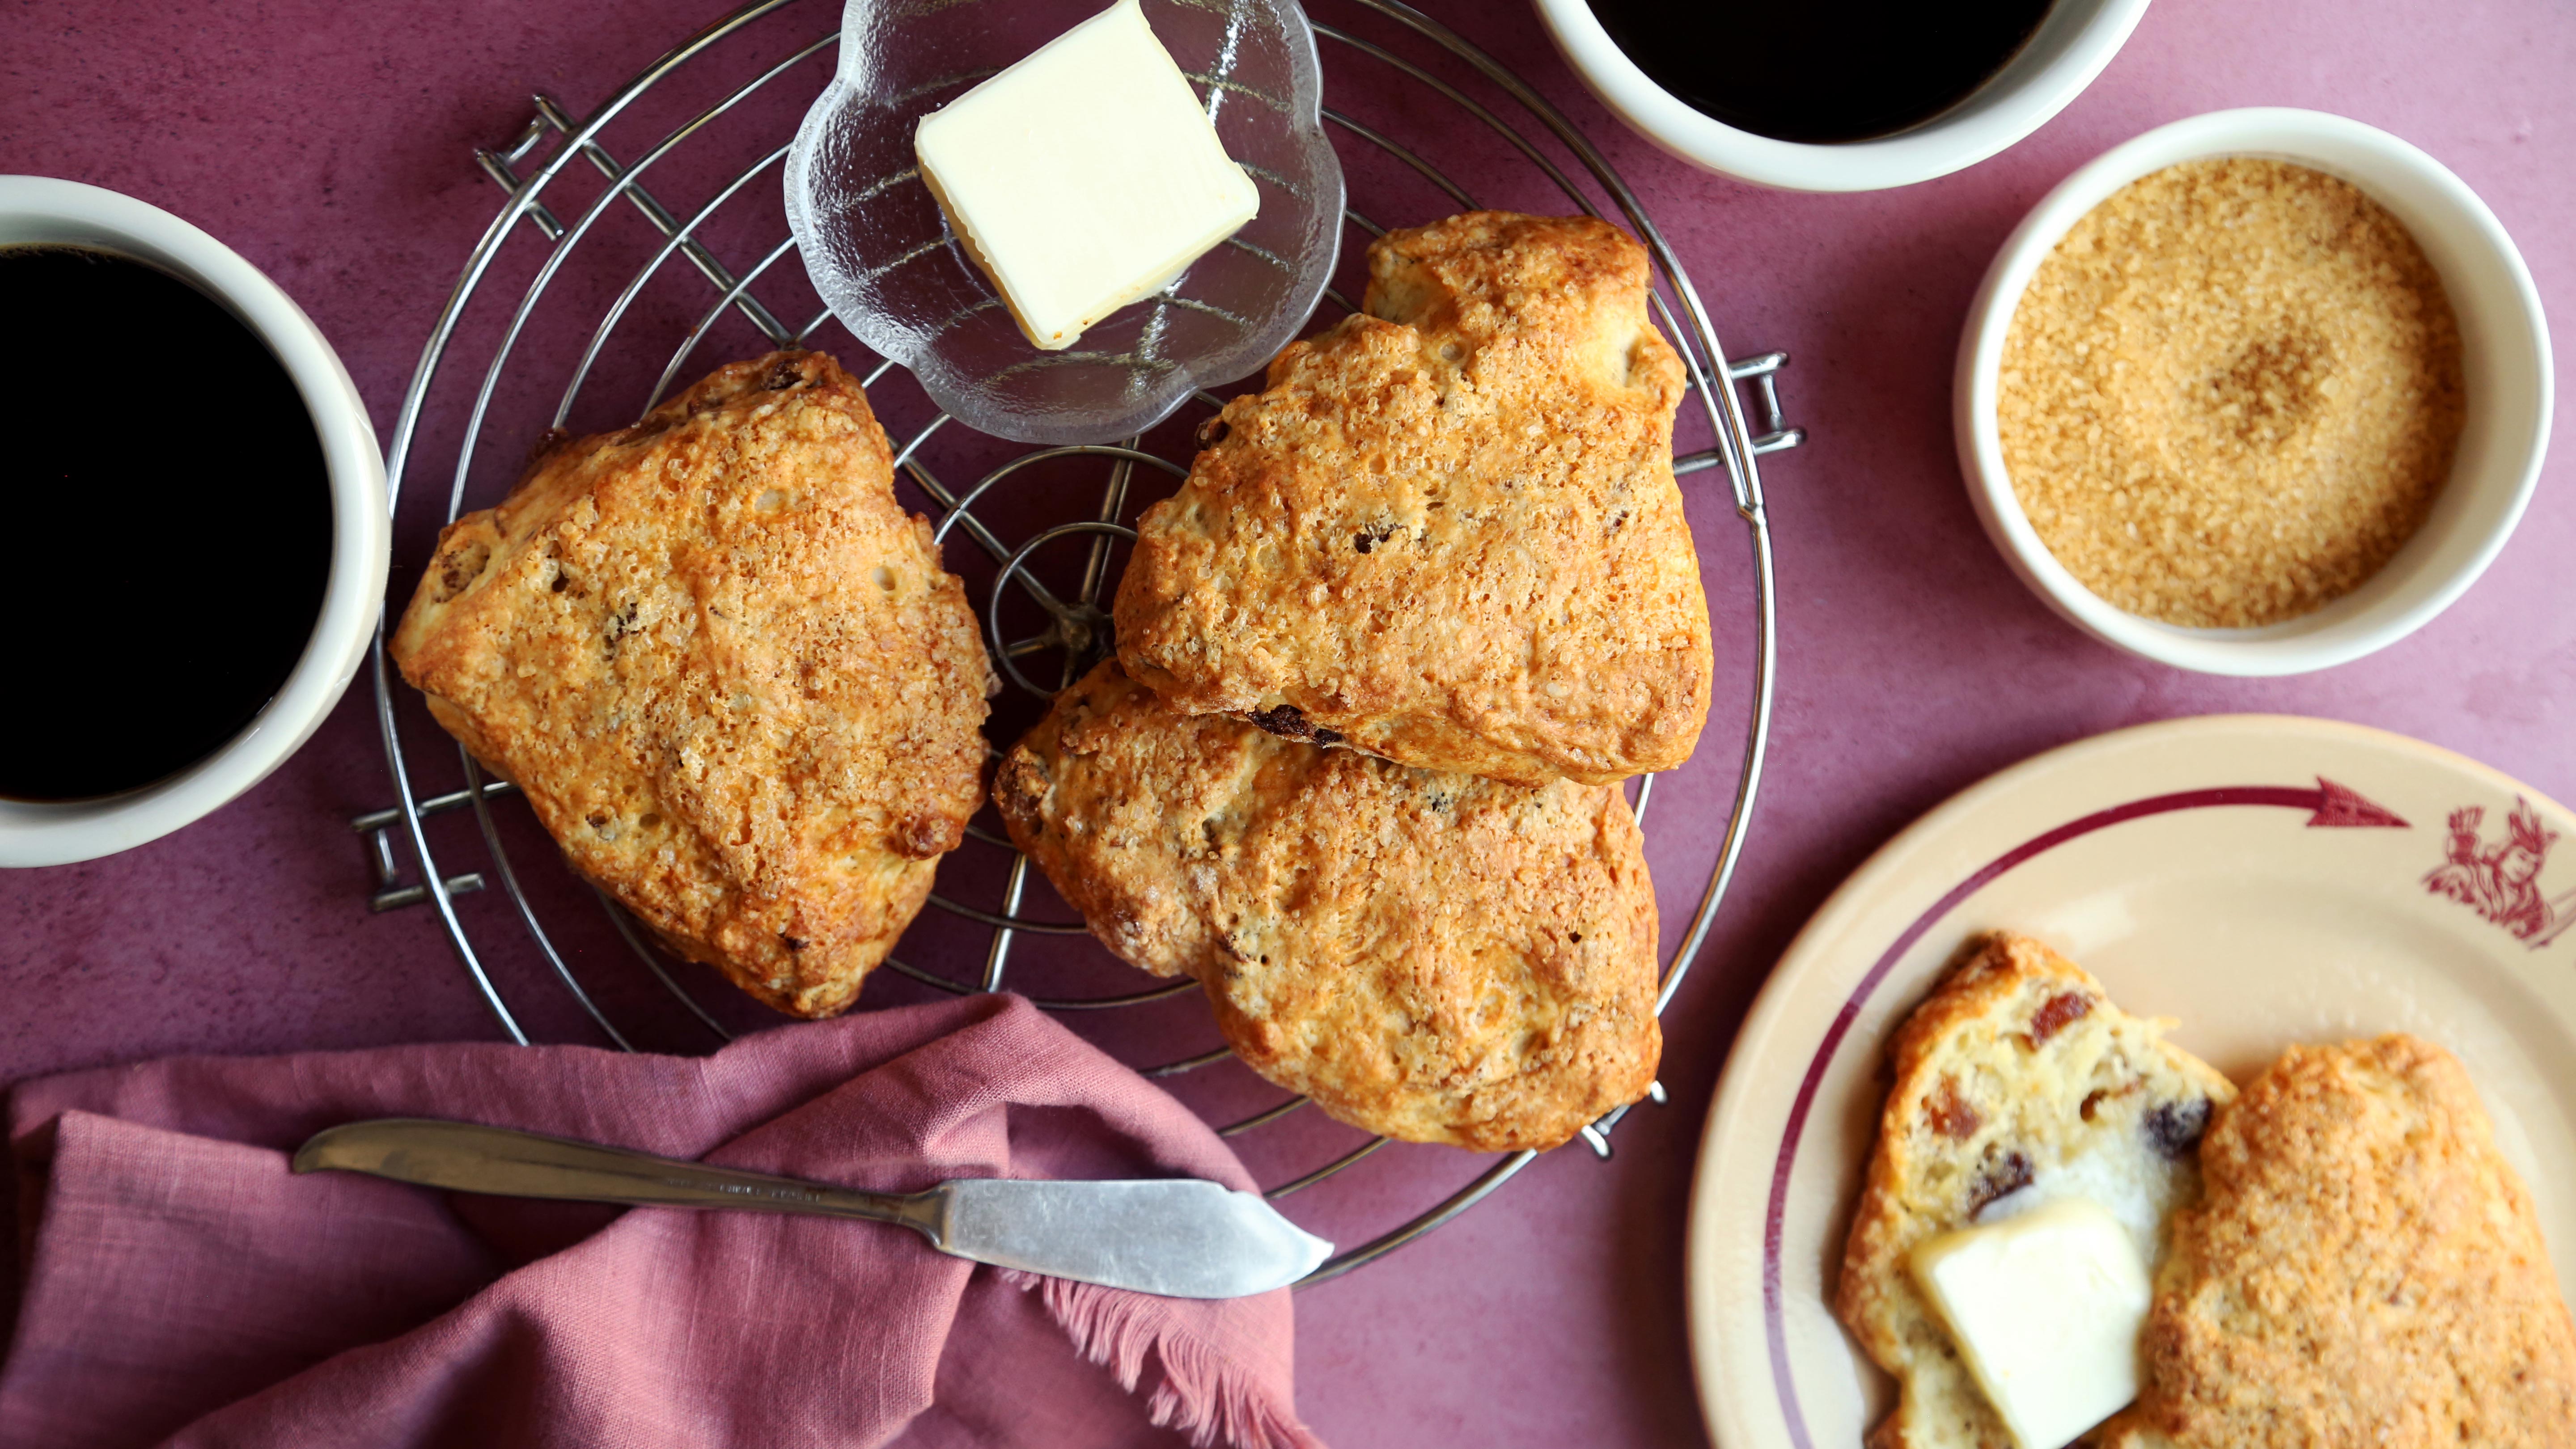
<box><xmin>786</xmin><ymin>0</ymin><xmax>1343</xmax><ymax>445</ymax></box>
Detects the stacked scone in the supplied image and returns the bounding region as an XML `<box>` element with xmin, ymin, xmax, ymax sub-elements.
<box><xmin>995</xmin><ymin>211</ymin><xmax>1713</xmax><ymax>1150</ymax></box>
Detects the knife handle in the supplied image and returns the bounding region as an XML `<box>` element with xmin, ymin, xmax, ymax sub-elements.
<box><xmin>292</xmin><ymin>1118</ymin><xmax>945</xmax><ymax>1241</ymax></box>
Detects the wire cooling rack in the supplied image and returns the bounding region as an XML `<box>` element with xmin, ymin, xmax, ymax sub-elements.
<box><xmin>355</xmin><ymin>0</ymin><xmax>1803</xmax><ymax>1283</ymax></box>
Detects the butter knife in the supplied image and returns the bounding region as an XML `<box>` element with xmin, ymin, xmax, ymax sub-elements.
<box><xmin>293</xmin><ymin>1118</ymin><xmax>1332</xmax><ymax>1299</ymax></box>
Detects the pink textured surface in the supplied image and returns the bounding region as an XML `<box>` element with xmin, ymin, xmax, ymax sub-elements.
<box><xmin>2</xmin><ymin>1</ymin><xmax>2570</xmax><ymax>1445</ymax></box>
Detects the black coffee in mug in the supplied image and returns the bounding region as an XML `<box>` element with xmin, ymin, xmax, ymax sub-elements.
<box><xmin>1588</xmin><ymin>0</ymin><xmax>2057</xmax><ymax>145</ymax></box>
<box><xmin>0</xmin><ymin>246</ymin><xmax>333</xmax><ymax>801</ymax></box>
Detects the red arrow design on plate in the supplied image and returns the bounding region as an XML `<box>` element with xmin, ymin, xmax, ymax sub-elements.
<box><xmin>2195</xmin><ymin>779</ymin><xmax>2411</xmax><ymax>825</ymax></box>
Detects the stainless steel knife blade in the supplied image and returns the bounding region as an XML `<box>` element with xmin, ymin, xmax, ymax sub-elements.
<box><xmin>293</xmin><ymin>1118</ymin><xmax>1330</xmax><ymax>1299</ymax></box>
<box><xmin>934</xmin><ymin>1177</ymin><xmax>1332</xmax><ymax>1298</ymax></box>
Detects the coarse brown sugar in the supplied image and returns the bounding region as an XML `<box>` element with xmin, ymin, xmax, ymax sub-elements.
<box><xmin>1997</xmin><ymin>157</ymin><xmax>2465</xmax><ymax>628</ymax></box>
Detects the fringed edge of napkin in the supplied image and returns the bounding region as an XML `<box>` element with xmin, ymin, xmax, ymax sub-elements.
<box><xmin>1011</xmin><ymin>1272</ymin><xmax>1324</xmax><ymax>1449</ymax></box>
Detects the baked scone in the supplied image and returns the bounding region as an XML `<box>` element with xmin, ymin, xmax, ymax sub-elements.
<box><xmin>2094</xmin><ymin>1035</ymin><xmax>2576</xmax><ymax>1448</ymax></box>
<box><xmin>391</xmin><ymin>351</ymin><xmax>996</xmax><ymax>1017</ymax></box>
<box><xmin>1837</xmin><ymin>934</ymin><xmax>2237</xmax><ymax>1449</ymax></box>
<box><xmin>992</xmin><ymin>659</ymin><xmax>1661</xmax><ymax>1150</ymax></box>
<box><xmin>1112</xmin><ymin>210</ymin><xmax>1712</xmax><ymax>788</ymax></box>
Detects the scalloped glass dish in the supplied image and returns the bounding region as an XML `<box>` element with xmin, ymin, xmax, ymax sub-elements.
<box><xmin>786</xmin><ymin>0</ymin><xmax>1343</xmax><ymax>445</ymax></box>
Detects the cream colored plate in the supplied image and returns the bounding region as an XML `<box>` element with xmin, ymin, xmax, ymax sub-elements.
<box><xmin>1688</xmin><ymin>714</ymin><xmax>2576</xmax><ymax>1449</ymax></box>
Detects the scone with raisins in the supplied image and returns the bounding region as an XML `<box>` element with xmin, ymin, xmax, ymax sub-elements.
<box><xmin>1835</xmin><ymin>934</ymin><xmax>2236</xmax><ymax>1449</ymax></box>
<box><xmin>991</xmin><ymin>659</ymin><xmax>1661</xmax><ymax>1151</ymax></box>
<box><xmin>2096</xmin><ymin>1035</ymin><xmax>2576</xmax><ymax>1448</ymax></box>
<box><xmin>1113</xmin><ymin>211</ymin><xmax>1711</xmax><ymax>787</ymax></box>
<box><xmin>392</xmin><ymin>351</ymin><xmax>996</xmax><ymax>1018</ymax></box>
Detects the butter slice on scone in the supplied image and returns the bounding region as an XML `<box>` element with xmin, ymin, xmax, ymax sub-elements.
<box><xmin>993</xmin><ymin>659</ymin><xmax>1660</xmax><ymax>1151</ymax></box>
<box><xmin>2094</xmin><ymin>1035</ymin><xmax>2576</xmax><ymax>1448</ymax></box>
<box><xmin>1837</xmin><ymin>934</ymin><xmax>2237</xmax><ymax>1449</ymax></box>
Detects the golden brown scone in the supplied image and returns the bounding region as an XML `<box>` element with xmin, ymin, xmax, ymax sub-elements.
<box><xmin>1112</xmin><ymin>211</ymin><xmax>1712</xmax><ymax>788</ymax></box>
<box><xmin>390</xmin><ymin>351</ymin><xmax>996</xmax><ymax>1018</ymax></box>
<box><xmin>992</xmin><ymin>659</ymin><xmax>1660</xmax><ymax>1150</ymax></box>
<box><xmin>1837</xmin><ymin>935</ymin><xmax>2237</xmax><ymax>1449</ymax></box>
<box><xmin>2092</xmin><ymin>1035</ymin><xmax>2576</xmax><ymax>1449</ymax></box>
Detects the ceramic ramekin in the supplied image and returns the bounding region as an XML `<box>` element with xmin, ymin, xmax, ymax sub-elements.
<box><xmin>1530</xmin><ymin>0</ymin><xmax>2152</xmax><ymax>192</ymax></box>
<box><xmin>1953</xmin><ymin>109</ymin><xmax>2552</xmax><ymax>677</ymax></box>
<box><xmin>0</xmin><ymin>177</ymin><xmax>389</xmax><ymax>867</ymax></box>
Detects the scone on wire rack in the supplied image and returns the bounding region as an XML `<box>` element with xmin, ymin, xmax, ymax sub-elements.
<box><xmin>2094</xmin><ymin>1034</ymin><xmax>2576</xmax><ymax>1448</ymax></box>
<box><xmin>991</xmin><ymin>658</ymin><xmax>1661</xmax><ymax>1151</ymax></box>
<box><xmin>391</xmin><ymin>350</ymin><xmax>996</xmax><ymax>1019</ymax></box>
<box><xmin>1112</xmin><ymin>210</ymin><xmax>1712</xmax><ymax>788</ymax></box>
<box><xmin>1835</xmin><ymin>934</ymin><xmax>2236</xmax><ymax>1449</ymax></box>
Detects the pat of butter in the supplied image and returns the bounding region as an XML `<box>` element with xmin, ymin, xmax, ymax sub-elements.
<box><xmin>913</xmin><ymin>0</ymin><xmax>1261</xmax><ymax>352</ymax></box>
<box><xmin>1909</xmin><ymin>1198</ymin><xmax>2152</xmax><ymax>1449</ymax></box>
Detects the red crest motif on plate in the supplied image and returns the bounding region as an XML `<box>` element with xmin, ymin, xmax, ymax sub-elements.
<box><xmin>2426</xmin><ymin>797</ymin><xmax>2576</xmax><ymax>949</ymax></box>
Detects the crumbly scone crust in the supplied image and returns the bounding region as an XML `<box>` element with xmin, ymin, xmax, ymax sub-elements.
<box><xmin>390</xmin><ymin>350</ymin><xmax>996</xmax><ymax>1018</ymax></box>
<box><xmin>1113</xmin><ymin>210</ymin><xmax>1712</xmax><ymax>787</ymax></box>
<box><xmin>992</xmin><ymin>659</ymin><xmax>1661</xmax><ymax>1150</ymax></box>
<box><xmin>2093</xmin><ymin>1035</ymin><xmax>2576</xmax><ymax>1449</ymax></box>
<box><xmin>1837</xmin><ymin>934</ymin><xmax>2238</xmax><ymax>1449</ymax></box>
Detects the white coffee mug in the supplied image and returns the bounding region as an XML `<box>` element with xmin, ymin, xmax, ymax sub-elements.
<box><xmin>1531</xmin><ymin>0</ymin><xmax>2153</xmax><ymax>192</ymax></box>
<box><xmin>0</xmin><ymin>177</ymin><xmax>390</xmax><ymax>867</ymax></box>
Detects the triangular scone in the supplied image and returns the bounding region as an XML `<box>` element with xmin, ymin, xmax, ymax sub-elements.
<box><xmin>1112</xmin><ymin>210</ymin><xmax>1712</xmax><ymax>788</ymax></box>
<box><xmin>992</xmin><ymin>659</ymin><xmax>1661</xmax><ymax>1151</ymax></box>
<box><xmin>391</xmin><ymin>351</ymin><xmax>996</xmax><ymax>1018</ymax></box>
<box><xmin>2093</xmin><ymin>1035</ymin><xmax>2576</xmax><ymax>1448</ymax></box>
<box><xmin>1836</xmin><ymin>934</ymin><xmax>2237</xmax><ymax>1449</ymax></box>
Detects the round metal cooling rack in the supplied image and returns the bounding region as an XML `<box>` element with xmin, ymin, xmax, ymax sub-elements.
<box><xmin>357</xmin><ymin>0</ymin><xmax>1804</xmax><ymax>1284</ymax></box>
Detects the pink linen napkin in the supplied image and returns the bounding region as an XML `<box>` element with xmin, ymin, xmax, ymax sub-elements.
<box><xmin>0</xmin><ymin>993</ymin><xmax>1323</xmax><ymax>1449</ymax></box>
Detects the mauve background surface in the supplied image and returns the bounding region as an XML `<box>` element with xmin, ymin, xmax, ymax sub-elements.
<box><xmin>2</xmin><ymin>0</ymin><xmax>2571</xmax><ymax>1445</ymax></box>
